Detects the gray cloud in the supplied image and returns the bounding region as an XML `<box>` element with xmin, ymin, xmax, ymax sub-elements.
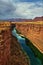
<box><xmin>0</xmin><ymin>0</ymin><xmax>43</xmax><ymax>19</ymax></box>
<box><xmin>0</xmin><ymin>0</ymin><xmax>16</xmax><ymax>19</ymax></box>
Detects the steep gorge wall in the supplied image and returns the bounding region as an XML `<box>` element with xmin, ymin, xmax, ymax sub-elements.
<box><xmin>16</xmin><ymin>24</ymin><xmax>43</xmax><ymax>38</ymax></box>
<box><xmin>0</xmin><ymin>27</ymin><xmax>11</xmax><ymax>65</ymax></box>
<box><xmin>16</xmin><ymin>23</ymin><xmax>43</xmax><ymax>53</ymax></box>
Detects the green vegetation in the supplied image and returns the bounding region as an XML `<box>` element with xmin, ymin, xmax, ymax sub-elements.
<box><xmin>25</xmin><ymin>37</ymin><xmax>43</xmax><ymax>64</ymax></box>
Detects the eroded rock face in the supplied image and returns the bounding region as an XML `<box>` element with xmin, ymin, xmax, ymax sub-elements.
<box><xmin>0</xmin><ymin>28</ymin><xmax>11</xmax><ymax>65</ymax></box>
<box><xmin>16</xmin><ymin>23</ymin><xmax>43</xmax><ymax>37</ymax></box>
<box><xmin>16</xmin><ymin>23</ymin><xmax>43</xmax><ymax>53</ymax></box>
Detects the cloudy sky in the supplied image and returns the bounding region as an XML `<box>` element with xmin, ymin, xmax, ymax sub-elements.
<box><xmin>0</xmin><ymin>0</ymin><xmax>43</xmax><ymax>19</ymax></box>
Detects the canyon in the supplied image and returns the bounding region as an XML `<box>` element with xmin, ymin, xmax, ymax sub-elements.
<box><xmin>0</xmin><ymin>21</ymin><xmax>43</xmax><ymax>54</ymax></box>
<box><xmin>0</xmin><ymin>16</ymin><xmax>43</xmax><ymax>65</ymax></box>
<box><xmin>0</xmin><ymin>22</ymin><xmax>29</xmax><ymax>65</ymax></box>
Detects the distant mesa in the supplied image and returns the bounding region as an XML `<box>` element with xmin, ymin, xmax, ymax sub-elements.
<box><xmin>33</xmin><ymin>16</ymin><xmax>43</xmax><ymax>21</ymax></box>
<box><xmin>0</xmin><ymin>16</ymin><xmax>43</xmax><ymax>22</ymax></box>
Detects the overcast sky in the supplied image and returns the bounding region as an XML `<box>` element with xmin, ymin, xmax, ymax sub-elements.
<box><xmin>0</xmin><ymin>0</ymin><xmax>43</xmax><ymax>19</ymax></box>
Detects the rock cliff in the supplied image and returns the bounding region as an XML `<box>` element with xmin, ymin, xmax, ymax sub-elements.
<box><xmin>16</xmin><ymin>22</ymin><xmax>43</xmax><ymax>53</ymax></box>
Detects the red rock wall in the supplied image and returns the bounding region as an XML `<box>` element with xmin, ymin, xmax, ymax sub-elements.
<box><xmin>0</xmin><ymin>29</ymin><xmax>11</xmax><ymax>65</ymax></box>
<box><xmin>16</xmin><ymin>24</ymin><xmax>43</xmax><ymax>44</ymax></box>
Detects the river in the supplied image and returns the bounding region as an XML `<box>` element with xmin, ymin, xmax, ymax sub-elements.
<box><xmin>12</xmin><ymin>28</ymin><xmax>42</xmax><ymax>65</ymax></box>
